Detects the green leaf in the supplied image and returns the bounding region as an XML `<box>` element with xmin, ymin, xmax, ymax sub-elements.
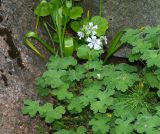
<box><xmin>25</xmin><ymin>32</ymin><xmax>55</xmax><ymax>55</ymax></box>
<box><xmin>23</xmin><ymin>101</ymin><xmax>65</xmax><ymax>124</ymax></box>
<box><xmin>114</xmin><ymin>118</ymin><xmax>134</xmax><ymax>134</ymax></box>
<box><xmin>34</xmin><ymin>1</ymin><xmax>53</xmax><ymax>16</ymax></box>
<box><xmin>90</xmin><ymin>16</ymin><xmax>108</xmax><ymax>36</ymax></box>
<box><xmin>66</xmin><ymin>68</ymin><xmax>86</xmax><ymax>81</ymax></box>
<box><xmin>84</xmin><ymin>60</ymin><xmax>103</xmax><ymax>71</ymax></box>
<box><xmin>71</xmin><ymin>21</ymin><xmax>81</xmax><ymax>32</ymax></box>
<box><xmin>54</xmin><ymin>129</ymin><xmax>75</xmax><ymax>134</ymax></box>
<box><xmin>24</xmin><ymin>39</ymin><xmax>44</xmax><ymax>58</ymax></box>
<box><xmin>79</xmin><ymin>86</ymin><xmax>101</xmax><ymax>106</ymax></box>
<box><xmin>36</xmin><ymin>77</ymin><xmax>49</xmax><ymax>96</ymax></box>
<box><xmin>115</xmin><ymin>63</ymin><xmax>138</xmax><ymax>72</ymax></box>
<box><xmin>134</xmin><ymin>114</ymin><xmax>160</xmax><ymax>134</ymax></box>
<box><xmin>22</xmin><ymin>100</ymin><xmax>40</xmax><ymax>117</ymax></box>
<box><xmin>69</xmin><ymin>6</ymin><xmax>83</xmax><ymax>20</ymax></box>
<box><xmin>51</xmin><ymin>84</ymin><xmax>73</xmax><ymax>100</ymax></box>
<box><xmin>90</xmin><ymin>90</ymin><xmax>114</xmax><ymax>113</ymax></box>
<box><xmin>120</xmin><ymin>28</ymin><xmax>140</xmax><ymax>44</ymax></box>
<box><xmin>64</xmin><ymin>37</ymin><xmax>74</xmax><ymax>57</ymax></box>
<box><xmin>103</xmin><ymin>64</ymin><xmax>139</xmax><ymax>92</ymax></box>
<box><xmin>76</xmin><ymin>126</ymin><xmax>87</xmax><ymax>134</ymax></box>
<box><xmin>77</xmin><ymin>45</ymin><xmax>90</xmax><ymax>59</ymax></box>
<box><xmin>54</xmin><ymin>126</ymin><xmax>86</xmax><ymax>134</ymax></box>
<box><xmin>89</xmin><ymin>114</ymin><xmax>111</xmax><ymax>134</ymax></box>
<box><xmin>121</xmin><ymin>26</ymin><xmax>160</xmax><ymax>64</ymax></box>
<box><xmin>45</xmin><ymin>106</ymin><xmax>65</xmax><ymax>123</ymax></box>
<box><xmin>42</xmin><ymin>70</ymin><xmax>66</xmax><ymax>88</ymax></box>
<box><xmin>71</xmin><ymin>18</ymin><xmax>89</xmax><ymax>32</ymax></box>
<box><xmin>104</xmin><ymin>30</ymin><xmax>125</xmax><ymax>62</ymax></box>
<box><xmin>67</xmin><ymin>97</ymin><xmax>85</xmax><ymax>113</ymax></box>
<box><xmin>38</xmin><ymin>103</ymin><xmax>53</xmax><ymax>118</ymax></box>
<box><xmin>144</xmin><ymin>72</ymin><xmax>160</xmax><ymax>89</ymax></box>
<box><xmin>77</xmin><ymin>45</ymin><xmax>103</xmax><ymax>60</ymax></box>
<box><xmin>141</xmin><ymin>50</ymin><xmax>160</xmax><ymax>68</ymax></box>
<box><xmin>47</xmin><ymin>56</ymin><xmax>77</xmax><ymax>70</ymax></box>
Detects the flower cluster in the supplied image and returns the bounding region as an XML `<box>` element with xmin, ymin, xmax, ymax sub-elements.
<box><xmin>77</xmin><ymin>22</ymin><xmax>107</xmax><ymax>50</ymax></box>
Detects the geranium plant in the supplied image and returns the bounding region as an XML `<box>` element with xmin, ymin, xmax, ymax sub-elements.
<box><xmin>22</xmin><ymin>0</ymin><xmax>160</xmax><ymax>133</ymax></box>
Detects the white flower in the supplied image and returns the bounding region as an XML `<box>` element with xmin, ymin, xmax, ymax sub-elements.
<box><xmin>89</xmin><ymin>22</ymin><xmax>98</xmax><ymax>31</ymax></box>
<box><xmin>86</xmin><ymin>36</ymin><xmax>102</xmax><ymax>50</ymax></box>
<box><xmin>84</xmin><ymin>22</ymin><xmax>98</xmax><ymax>36</ymax></box>
<box><xmin>77</xmin><ymin>31</ymin><xmax>84</xmax><ymax>39</ymax></box>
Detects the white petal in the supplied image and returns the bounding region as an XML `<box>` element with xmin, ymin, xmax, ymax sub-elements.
<box><xmin>77</xmin><ymin>31</ymin><xmax>84</xmax><ymax>39</ymax></box>
<box><xmin>97</xmin><ymin>39</ymin><xmax>101</xmax><ymax>45</ymax></box>
<box><xmin>93</xmin><ymin>25</ymin><xmax>98</xmax><ymax>30</ymax></box>
<box><xmin>91</xmin><ymin>35</ymin><xmax>97</xmax><ymax>40</ymax></box>
<box><xmin>94</xmin><ymin>44</ymin><xmax>101</xmax><ymax>50</ymax></box>
<box><xmin>92</xmin><ymin>31</ymin><xmax>97</xmax><ymax>36</ymax></box>
<box><xmin>86</xmin><ymin>37</ymin><xmax>92</xmax><ymax>43</ymax></box>
<box><xmin>88</xmin><ymin>43</ymin><xmax>93</xmax><ymax>48</ymax></box>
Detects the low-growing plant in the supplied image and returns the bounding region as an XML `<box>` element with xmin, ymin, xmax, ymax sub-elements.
<box><xmin>23</xmin><ymin>22</ymin><xmax>160</xmax><ymax>133</ymax></box>
<box><xmin>24</xmin><ymin>0</ymin><xmax>107</xmax><ymax>58</ymax></box>
<box><xmin>22</xmin><ymin>0</ymin><xmax>160</xmax><ymax>133</ymax></box>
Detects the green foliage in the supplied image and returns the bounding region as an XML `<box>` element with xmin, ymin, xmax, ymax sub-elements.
<box><xmin>121</xmin><ymin>25</ymin><xmax>160</xmax><ymax>68</ymax></box>
<box><xmin>34</xmin><ymin>1</ymin><xmax>53</xmax><ymax>16</ymax></box>
<box><xmin>89</xmin><ymin>114</ymin><xmax>111</xmax><ymax>134</ymax></box>
<box><xmin>90</xmin><ymin>90</ymin><xmax>114</xmax><ymax>113</ymax></box>
<box><xmin>23</xmin><ymin>2</ymin><xmax>160</xmax><ymax>133</ymax></box>
<box><xmin>134</xmin><ymin>114</ymin><xmax>160</xmax><ymax>134</ymax></box>
<box><xmin>69</xmin><ymin>6</ymin><xmax>83</xmax><ymax>20</ymax></box>
<box><xmin>24</xmin><ymin>0</ymin><xmax>109</xmax><ymax>58</ymax></box>
<box><xmin>77</xmin><ymin>45</ymin><xmax>103</xmax><ymax>60</ymax></box>
<box><xmin>90</xmin><ymin>16</ymin><xmax>108</xmax><ymax>36</ymax></box>
<box><xmin>24</xmin><ymin>0</ymin><xmax>85</xmax><ymax>57</ymax></box>
<box><xmin>23</xmin><ymin>41</ymin><xmax>160</xmax><ymax>133</ymax></box>
<box><xmin>22</xmin><ymin>100</ymin><xmax>65</xmax><ymax>123</ymax></box>
<box><xmin>54</xmin><ymin>126</ymin><xmax>86</xmax><ymax>134</ymax></box>
<box><xmin>47</xmin><ymin>56</ymin><xmax>77</xmax><ymax>70</ymax></box>
<box><xmin>113</xmin><ymin>118</ymin><xmax>134</xmax><ymax>134</ymax></box>
<box><xmin>103</xmin><ymin>64</ymin><xmax>139</xmax><ymax>92</ymax></box>
<box><xmin>22</xmin><ymin>100</ymin><xmax>40</xmax><ymax>117</ymax></box>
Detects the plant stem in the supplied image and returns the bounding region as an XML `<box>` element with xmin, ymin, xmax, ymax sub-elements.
<box><xmin>43</xmin><ymin>21</ymin><xmax>55</xmax><ymax>50</ymax></box>
<box><xmin>100</xmin><ymin>0</ymin><xmax>102</xmax><ymax>16</ymax></box>
<box><xmin>35</xmin><ymin>16</ymin><xmax>39</xmax><ymax>33</ymax></box>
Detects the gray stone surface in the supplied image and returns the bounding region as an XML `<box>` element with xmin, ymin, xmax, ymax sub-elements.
<box><xmin>81</xmin><ymin>0</ymin><xmax>160</xmax><ymax>57</ymax></box>
<box><xmin>0</xmin><ymin>0</ymin><xmax>48</xmax><ymax>133</ymax></box>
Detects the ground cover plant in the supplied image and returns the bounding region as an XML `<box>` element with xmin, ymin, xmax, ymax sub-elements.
<box><xmin>23</xmin><ymin>0</ymin><xmax>160</xmax><ymax>133</ymax></box>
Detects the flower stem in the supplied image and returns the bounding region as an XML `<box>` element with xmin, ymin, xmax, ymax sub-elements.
<box><xmin>100</xmin><ymin>0</ymin><xmax>102</xmax><ymax>16</ymax></box>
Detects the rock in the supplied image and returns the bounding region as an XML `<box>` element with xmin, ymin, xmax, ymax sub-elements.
<box><xmin>0</xmin><ymin>0</ymin><xmax>48</xmax><ymax>134</ymax></box>
<box><xmin>80</xmin><ymin>0</ymin><xmax>160</xmax><ymax>57</ymax></box>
